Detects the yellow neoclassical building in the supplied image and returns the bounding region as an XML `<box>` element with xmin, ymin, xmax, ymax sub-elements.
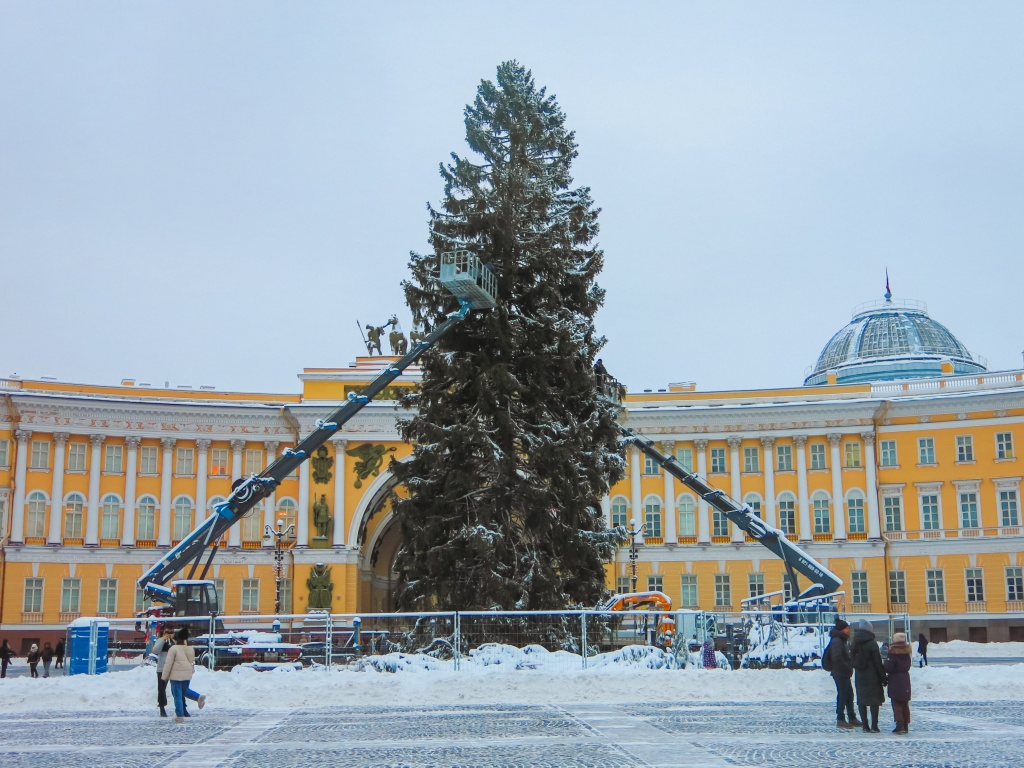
<box><xmin>1</xmin><ymin>295</ymin><xmax>1023</xmax><ymax>649</ymax></box>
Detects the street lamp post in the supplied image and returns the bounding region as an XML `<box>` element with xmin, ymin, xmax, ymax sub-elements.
<box><xmin>264</xmin><ymin>519</ymin><xmax>296</xmax><ymax>615</ymax></box>
<box><xmin>627</xmin><ymin>517</ymin><xmax>647</xmax><ymax>592</ymax></box>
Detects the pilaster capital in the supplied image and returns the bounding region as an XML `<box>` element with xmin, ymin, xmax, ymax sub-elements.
<box><xmin>264</xmin><ymin>440</ymin><xmax>280</xmax><ymax>454</ymax></box>
<box><xmin>52</xmin><ymin>432</ymin><xmax>71</xmax><ymax>446</ymax></box>
<box><xmin>15</xmin><ymin>429</ymin><xmax>32</xmax><ymax>444</ymax></box>
<box><xmin>195</xmin><ymin>439</ymin><xmax>212</xmax><ymax>452</ymax></box>
<box><xmin>793</xmin><ymin>435</ymin><xmax>808</xmax><ymax>448</ymax></box>
<box><xmin>89</xmin><ymin>434</ymin><xmax>106</xmax><ymax>447</ymax></box>
<box><xmin>693</xmin><ymin>439</ymin><xmax>709</xmax><ymax>451</ymax></box>
<box><xmin>760</xmin><ymin>436</ymin><xmax>775</xmax><ymax>449</ymax></box>
<box><xmin>660</xmin><ymin>440</ymin><xmax>675</xmax><ymax>454</ymax></box>
<box><xmin>827</xmin><ymin>433</ymin><xmax>842</xmax><ymax>446</ymax></box>
<box><xmin>727</xmin><ymin>437</ymin><xmax>742</xmax><ymax>450</ymax></box>
<box><xmin>331</xmin><ymin>437</ymin><xmax>348</xmax><ymax>449</ymax></box>
<box><xmin>160</xmin><ymin>437</ymin><xmax>177</xmax><ymax>450</ymax></box>
<box><xmin>124</xmin><ymin>436</ymin><xmax>142</xmax><ymax>449</ymax></box>
<box><xmin>861</xmin><ymin>432</ymin><xmax>876</xmax><ymax>445</ymax></box>
<box><xmin>230</xmin><ymin>439</ymin><xmax>246</xmax><ymax>452</ymax></box>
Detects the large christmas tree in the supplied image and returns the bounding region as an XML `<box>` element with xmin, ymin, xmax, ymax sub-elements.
<box><xmin>392</xmin><ymin>61</ymin><xmax>624</xmax><ymax>611</ymax></box>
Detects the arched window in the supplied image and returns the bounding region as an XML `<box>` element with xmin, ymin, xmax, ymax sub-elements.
<box><xmin>610</xmin><ymin>496</ymin><xmax>628</xmax><ymax>529</ymax></box>
<box><xmin>101</xmin><ymin>494</ymin><xmax>121</xmax><ymax>539</ymax></box>
<box><xmin>812</xmin><ymin>490</ymin><xmax>831</xmax><ymax>534</ymax></box>
<box><xmin>777</xmin><ymin>492</ymin><xmax>796</xmax><ymax>536</ymax></box>
<box><xmin>643</xmin><ymin>495</ymin><xmax>662</xmax><ymax>538</ymax></box>
<box><xmin>743</xmin><ymin>493</ymin><xmax>763</xmax><ymax>519</ymax></box>
<box><xmin>242</xmin><ymin>500</ymin><xmax>264</xmax><ymax>542</ymax></box>
<box><xmin>137</xmin><ymin>496</ymin><xmax>157</xmax><ymax>541</ymax></box>
<box><xmin>677</xmin><ymin>494</ymin><xmax>696</xmax><ymax>537</ymax></box>
<box><xmin>172</xmin><ymin>496</ymin><xmax>193</xmax><ymax>541</ymax></box>
<box><xmin>207</xmin><ymin>496</ymin><xmax>226</xmax><ymax>517</ymax></box>
<box><xmin>27</xmin><ymin>491</ymin><xmax>48</xmax><ymax>538</ymax></box>
<box><xmin>846</xmin><ymin>489</ymin><xmax>866</xmax><ymax>534</ymax></box>
<box><xmin>64</xmin><ymin>492</ymin><xmax>85</xmax><ymax>539</ymax></box>
<box><xmin>276</xmin><ymin>498</ymin><xmax>298</xmax><ymax>539</ymax></box>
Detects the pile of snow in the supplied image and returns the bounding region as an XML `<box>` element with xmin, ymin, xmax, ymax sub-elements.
<box><xmin>0</xmin><ymin>642</ymin><xmax>1020</xmax><ymax>713</ymax></box>
<box><xmin>927</xmin><ymin>640</ymin><xmax>1024</xmax><ymax>658</ymax></box>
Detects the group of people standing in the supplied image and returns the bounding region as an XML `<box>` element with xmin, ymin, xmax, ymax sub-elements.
<box><xmin>824</xmin><ymin>618</ymin><xmax>913</xmax><ymax>734</ymax></box>
<box><xmin>152</xmin><ymin>625</ymin><xmax>207</xmax><ymax>723</ymax></box>
<box><xmin>1</xmin><ymin>638</ymin><xmax>64</xmax><ymax>679</ymax></box>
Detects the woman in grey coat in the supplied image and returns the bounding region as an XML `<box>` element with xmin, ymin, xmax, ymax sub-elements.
<box><xmin>851</xmin><ymin>619</ymin><xmax>887</xmax><ymax>733</ymax></box>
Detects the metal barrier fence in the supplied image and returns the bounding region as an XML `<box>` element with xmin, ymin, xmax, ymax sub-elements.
<box><xmin>65</xmin><ymin>608</ymin><xmax>913</xmax><ymax>674</ymax></box>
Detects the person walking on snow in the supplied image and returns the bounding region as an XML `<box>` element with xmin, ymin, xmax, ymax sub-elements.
<box><xmin>851</xmin><ymin>619</ymin><xmax>887</xmax><ymax>733</ymax></box>
<box><xmin>161</xmin><ymin>627</ymin><xmax>207</xmax><ymax>722</ymax></box>
<box><xmin>26</xmin><ymin>644</ymin><xmax>40</xmax><ymax>678</ymax></box>
<box><xmin>0</xmin><ymin>639</ymin><xmax>15</xmax><ymax>679</ymax></box>
<box><xmin>54</xmin><ymin>639</ymin><xmax>65</xmax><ymax>669</ymax></box>
<box><xmin>40</xmin><ymin>642</ymin><xmax>54</xmax><ymax>678</ymax></box>
<box><xmin>884</xmin><ymin>632</ymin><xmax>913</xmax><ymax>734</ymax></box>
<box><xmin>152</xmin><ymin>626</ymin><xmax>176</xmax><ymax>717</ymax></box>
<box><xmin>917</xmin><ymin>632</ymin><xmax>929</xmax><ymax>667</ymax></box>
<box><xmin>823</xmin><ymin>619</ymin><xmax>861</xmax><ymax>728</ymax></box>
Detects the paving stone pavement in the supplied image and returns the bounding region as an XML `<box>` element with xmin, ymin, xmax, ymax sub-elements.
<box><xmin>0</xmin><ymin>700</ymin><xmax>1021</xmax><ymax>767</ymax></box>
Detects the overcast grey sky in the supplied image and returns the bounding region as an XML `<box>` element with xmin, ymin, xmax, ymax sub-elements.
<box><xmin>2</xmin><ymin>2</ymin><xmax>1022</xmax><ymax>395</ymax></box>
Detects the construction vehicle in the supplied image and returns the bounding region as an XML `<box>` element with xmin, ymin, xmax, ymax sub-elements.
<box><xmin>136</xmin><ymin>250</ymin><xmax>497</xmax><ymax>622</ymax></box>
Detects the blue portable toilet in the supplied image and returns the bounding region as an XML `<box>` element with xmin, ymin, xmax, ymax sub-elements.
<box><xmin>67</xmin><ymin>617</ymin><xmax>110</xmax><ymax>675</ymax></box>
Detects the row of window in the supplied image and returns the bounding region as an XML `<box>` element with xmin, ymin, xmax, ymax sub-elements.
<box><xmin>3</xmin><ymin>440</ymin><xmax>290</xmax><ymax>478</ymax></box>
<box><xmin>613</xmin><ymin>484</ymin><xmax>1021</xmax><ymax>538</ymax></box>
<box><xmin>20</xmin><ymin>492</ymin><xmax>298</xmax><ymax>541</ymax></box>
<box><xmin>879</xmin><ymin>433</ymin><xmax>1015</xmax><ymax>467</ymax></box>
<box><xmin>619</xmin><ymin>567</ymin><xmax>1024</xmax><ymax>608</ymax></box>
<box><xmin>627</xmin><ymin>431</ymin><xmax>1017</xmax><ymax>478</ymax></box>
<box><xmin>22</xmin><ymin>577</ymin><xmax>290</xmax><ymax>615</ymax></box>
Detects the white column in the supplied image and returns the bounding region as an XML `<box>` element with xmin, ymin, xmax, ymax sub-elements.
<box><xmin>229</xmin><ymin>440</ymin><xmax>244</xmax><ymax>547</ymax></box>
<box><xmin>662</xmin><ymin>441</ymin><xmax>676</xmax><ymax>545</ymax></box>
<box><xmin>332</xmin><ymin>438</ymin><xmax>346</xmax><ymax>547</ymax></box>
<box><xmin>863</xmin><ymin>432</ymin><xmax>881</xmax><ymax>539</ymax></box>
<box><xmin>828</xmin><ymin>433</ymin><xmax>846</xmax><ymax>540</ymax></box>
<box><xmin>47</xmin><ymin>432</ymin><xmax>69</xmax><ymax>544</ymax></box>
<box><xmin>728</xmin><ymin>437</ymin><xmax>745</xmax><ymax>543</ymax></box>
<box><xmin>695</xmin><ymin>439</ymin><xmax>710</xmax><ymax>544</ymax></box>
<box><xmin>761</xmin><ymin>437</ymin><xmax>776</xmax><ymax>528</ymax></box>
<box><xmin>297</xmin><ymin>459</ymin><xmax>310</xmax><ymax>546</ymax></box>
<box><xmin>194</xmin><ymin>439</ymin><xmax>210</xmax><ymax>524</ymax></box>
<box><xmin>263</xmin><ymin>441</ymin><xmax>279</xmax><ymax>547</ymax></box>
<box><xmin>121</xmin><ymin>436</ymin><xmax>140</xmax><ymax>545</ymax></box>
<box><xmin>10</xmin><ymin>430</ymin><xmax>31</xmax><ymax>543</ymax></box>
<box><xmin>794</xmin><ymin>435</ymin><xmax>811</xmax><ymax>541</ymax></box>
<box><xmin>630</xmin><ymin>446</ymin><xmax>642</xmax><ymax>534</ymax></box>
<box><xmin>601</xmin><ymin>494</ymin><xmax>611</xmax><ymax>529</ymax></box>
<box><xmin>158</xmin><ymin>437</ymin><xmax>176</xmax><ymax>547</ymax></box>
<box><xmin>84</xmin><ymin>434</ymin><xmax>105</xmax><ymax>545</ymax></box>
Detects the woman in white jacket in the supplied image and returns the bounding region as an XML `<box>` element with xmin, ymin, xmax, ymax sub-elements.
<box><xmin>161</xmin><ymin>627</ymin><xmax>206</xmax><ymax>723</ymax></box>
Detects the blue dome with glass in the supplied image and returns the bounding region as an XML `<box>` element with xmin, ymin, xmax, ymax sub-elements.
<box><xmin>805</xmin><ymin>290</ymin><xmax>986</xmax><ymax>386</ymax></box>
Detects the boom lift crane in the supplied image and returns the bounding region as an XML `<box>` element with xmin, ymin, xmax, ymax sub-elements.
<box><xmin>618</xmin><ymin>427</ymin><xmax>842</xmax><ymax>600</ymax></box>
<box><xmin>137</xmin><ymin>251</ymin><xmax>497</xmax><ymax>619</ymax></box>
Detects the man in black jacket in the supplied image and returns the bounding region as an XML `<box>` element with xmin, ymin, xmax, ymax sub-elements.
<box><xmin>824</xmin><ymin>619</ymin><xmax>861</xmax><ymax>728</ymax></box>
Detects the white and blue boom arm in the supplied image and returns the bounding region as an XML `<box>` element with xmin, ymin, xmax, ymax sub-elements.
<box><xmin>138</xmin><ymin>251</ymin><xmax>497</xmax><ymax>605</ymax></box>
<box><xmin>618</xmin><ymin>427</ymin><xmax>842</xmax><ymax>599</ymax></box>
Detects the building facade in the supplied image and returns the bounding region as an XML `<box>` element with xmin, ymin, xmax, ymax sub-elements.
<box><xmin>2</xmin><ymin>297</ymin><xmax>1022</xmax><ymax>649</ymax></box>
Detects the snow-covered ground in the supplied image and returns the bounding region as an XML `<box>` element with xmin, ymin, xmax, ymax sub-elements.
<box><xmin>0</xmin><ymin>643</ymin><xmax>1020</xmax><ymax>713</ymax></box>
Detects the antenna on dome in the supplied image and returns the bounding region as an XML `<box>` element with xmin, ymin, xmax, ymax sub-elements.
<box><xmin>884</xmin><ymin>269</ymin><xmax>892</xmax><ymax>301</ymax></box>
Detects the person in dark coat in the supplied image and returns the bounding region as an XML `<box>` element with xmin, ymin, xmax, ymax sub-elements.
<box><xmin>0</xmin><ymin>639</ymin><xmax>15</xmax><ymax>679</ymax></box>
<box><xmin>917</xmin><ymin>633</ymin><xmax>928</xmax><ymax>667</ymax></box>
<box><xmin>54</xmin><ymin>639</ymin><xmax>65</xmax><ymax>669</ymax></box>
<box><xmin>823</xmin><ymin>619</ymin><xmax>861</xmax><ymax>728</ymax></box>
<box><xmin>40</xmin><ymin>642</ymin><xmax>54</xmax><ymax>678</ymax></box>
<box><xmin>26</xmin><ymin>644</ymin><xmax>40</xmax><ymax>678</ymax></box>
<box><xmin>851</xmin><ymin>619</ymin><xmax>887</xmax><ymax>732</ymax></box>
<box><xmin>884</xmin><ymin>631</ymin><xmax>913</xmax><ymax>734</ymax></box>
